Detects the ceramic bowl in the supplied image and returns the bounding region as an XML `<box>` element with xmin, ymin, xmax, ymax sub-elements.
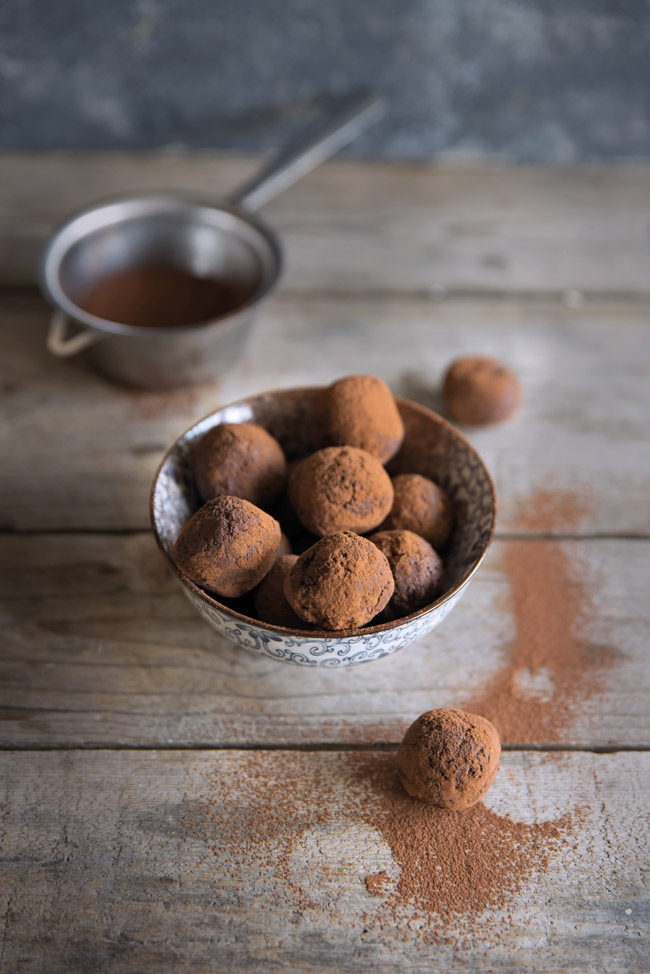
<box><xmin>150</xmin><ymin>386</ymin><xmax>496</xmax><ymax>667</ymax></box>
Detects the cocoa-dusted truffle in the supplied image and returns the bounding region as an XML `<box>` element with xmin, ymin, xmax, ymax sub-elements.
<box><xmin>284</xmin><ymin>531</ymin><xmax>394</xmax><ymax>630</ymax></box>
<box><xmin>381</xmin><ymin>473</ymin><xmax>453</xmax><ymax>550</ymax></box>
<box><xmin>173</xmin><ymin>496</ymin><xmax>280</xmax><ymax>598</ymax></box>
<box><xmin>443</xmin><ymin>355</ymin><xmax>522</xmax><ymax>426</ymax></box>
<box><xmin>253</xmin><ymin>554</ymin><xmax>305</xmax><ymax>628</ymax></box>
<box><xmin>192</xmin><ymin>422</ymin><xmax>287</xmax><ymax>507</ymax></box>
<box><xmin>313</xmin><ymin>375</ymin><xmax>405</xmax><ymax>463</ymax></box>
<box><xmin>369</xmin><ymin>530</ymin><xmax>444</xmax><ymax>621</ymax></box>
<box><xmin>396</xmin><ymin>708</ymin><xmax>501</xmax><ymax>810</ymax></box>
<box><xmin>288</xmin><ymin>446</ymin><xmax>394</xmax><ymax>537</ymax></box>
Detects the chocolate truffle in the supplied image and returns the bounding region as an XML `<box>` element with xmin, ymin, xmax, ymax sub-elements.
<box><xmin>173</xmin><ymin>496</ymin><xmax>281</xmax><ymax>598</ymax></box>
<box><xmin>369</xmin><ymin>529</ymin><xmax>444</xmax><ymax>621</ymax></box>
<box><xmin>253</xmin><ymin>554</ymin><xmax>306</xmax><ymax>628</ymax></box>
<box><xmin>313</xmin><ymin>375</ymin><xmax>405</xmax><ymax>463</ymax></box>
<box><xmin>284</xmin><ymin>531</ymin><xmax>394</xmax><ymax>630</ymax></box>
<box><xmin>381</xmin><ymin>473</ymin><xmax>453</xmax><ymax>550</ymax></box>
<box><xmin>443</xmin><ymin>355</ymin><xmax>522</xmax><ymax>426</ymax></box>
<box><xmin>192</xmin><ymin>422</ymin><xmax>287</xmax><ymax>507</ymax></box>
<box><xmin>396</xmin><ymin>708</ymin><xmax>501</xmax><ymax>810</ymax></box>
<box><xmin>288</xmin><ymin>446</ymin><xmax>394</xmax><ymax>537</ymax></box>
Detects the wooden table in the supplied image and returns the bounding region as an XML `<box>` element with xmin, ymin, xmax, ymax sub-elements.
<box><xmin>1</xmin><ymin>154</ymin><xmax>649</xmax><ymax>973</ymax></box>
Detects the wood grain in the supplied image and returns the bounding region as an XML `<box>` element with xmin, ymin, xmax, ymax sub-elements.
<box><xmin>1</xmin><ymin>749</ymin><xmax>647</xmax><ymax>974</ymax></box>
<box><xmin>3</xmin><ymin>153</ymin><xmax>650</xmax><ymax>295</ymax></box>
<box><xmin>2</xmin><ymin>154</ymin><xmax>648</xmax><ymax>972</ymax></box>
<box><xmin>1</xmin><ymin>291</ymin><xmax>649</xmax><ymax>535</ymax></box>
<box><xmin>1</xmin><ymin>533</ymin><xmax>647</xmax><ymax>749</ymax></box>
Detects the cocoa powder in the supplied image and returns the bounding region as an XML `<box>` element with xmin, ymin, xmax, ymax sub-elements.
<box><xmin>81</xmin><ymin>264</ymin><xmax>249</xmax><ymax>328</ymax></box>
<box><xmin>186</xmin><ymin>750</ymin><xmax>572</xmax><ymax>946</ymax></box>
<box><xmin>360</xmin><ymin>756</ymin><xmax>569</xmax><ymax>934</ymax></box>
<box><xmin>463</xmin><ymin>488</ymin><xmax>612</xmax><ymax>742</ymax></box>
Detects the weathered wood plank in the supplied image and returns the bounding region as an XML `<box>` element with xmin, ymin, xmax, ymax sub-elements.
<box><xmin>1</xmin><ymin>533</ymin><xmax>647</xmax><ymax>748</ymax></box>
<box><xmin>3</xmin><ymin>153</ymin><xmax>650</xmax><ymax>294</ymax></box>
<box><xmin>1</xmin><ymin>292</ymin><xmax>648</xmax><ymax>535</ymax></box>
<box><xmin>1</xmin><ymin>749</ymin><xmax>647</xmax><ymax>973</ymax></box>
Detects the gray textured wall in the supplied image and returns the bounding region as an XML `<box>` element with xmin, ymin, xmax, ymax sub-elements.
<box><xmin>2</xmin><ymin>0</ymin><xmax>649</xmax><ymax>162</ymax></box>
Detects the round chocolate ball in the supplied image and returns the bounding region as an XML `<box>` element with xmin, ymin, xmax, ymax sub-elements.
<box><xmin>381</xmin><ymin>473</ymin><xmax>453</xmax><ymax>550</ymax></box>
<box><xmin>443</xmin><ymin>355</ymin><xmax>522</xmax><ymax>426</ymax></box>
<box><xmin>173</xmin><ymin>496</ymin><xmax>281</xmax><ymax>598</ymax></box>
<box><xmin>369</xmin><ymin>529</ymin><xmax>444</xmax><ymax>621</ymax></box>
<box><xmin>284</xmin><ymin>531</ymin><xmax>394</xmax><ymax>630</ymax></box>
<box><xmin>288</xmin><ymin>446</ymin><xmax>394</xmax><ymax>537</ymax></box>
<box><xmin>253</xmin><ymin>554</ymin><xmax>306</xmax><ymax>629</ymax></box>
<box><xmin>192</xmin><ymin>422</ymin><xmax>287</xmax><ymax>507</ymax></box>
<box><xmin>396</xmin><ymin>708</ymin><xmax>501</xmax><ymax>810</ymax></box>
<box><xmin>312</xmin><ymin>374</ymin><xmax>405</xmax><ymax>463</ymax></box>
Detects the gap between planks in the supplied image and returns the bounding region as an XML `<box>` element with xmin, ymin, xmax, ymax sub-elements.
<box><xmin>0</xmin><ymin>743</ymin><xmax>648</xmax><ymax>753</ymax></box>
<box><xmin>4</xmin><ymin>283</ymin><xmax>650</xmax><ymax>307</ymax></box>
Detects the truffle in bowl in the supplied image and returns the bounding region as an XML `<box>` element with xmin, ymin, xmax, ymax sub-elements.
<box><xmin>150</xmin><ymin>386</ymin><xmax>496</xmax><ymax>667</ymax></box>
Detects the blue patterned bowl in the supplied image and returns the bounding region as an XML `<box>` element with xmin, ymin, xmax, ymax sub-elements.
<box><xmin>150</xmin><ymin>386</ymin><xmax>496</xmax><ymax>666</ymax></box>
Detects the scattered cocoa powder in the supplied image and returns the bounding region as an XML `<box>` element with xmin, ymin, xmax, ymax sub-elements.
<box><xmin>463</xmin><ymin>488</ymin><xmax>613</xmax><ymax>742</ymax></box>
<box><xmin>360</xmin><ymin>756</ymin><xmax>569</xmax><ymax>933</ymax></box>
<box><xmin>365</xmin><ymin>870</ymin><xmax>393</xmax><ymax>896</ymax></box>
<box><xmin>185</xmin><ymin>751</ymin><xmax>573</xmax><ymax>947</ymax></box>
<box><xmin>511</xmin><ymin>486</ymin><xmax>592</xmax><ymax>534</ymax></box>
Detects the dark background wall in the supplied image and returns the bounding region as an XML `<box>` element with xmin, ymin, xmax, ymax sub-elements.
<box><xmin>1</xmin><ymin>0</ymin><xmax>649</xmax><ymax>162</ymax></box>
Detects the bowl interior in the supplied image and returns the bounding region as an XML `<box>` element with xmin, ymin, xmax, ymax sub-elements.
<box><xmin>43</xmin><ymin>198</ymin><xmax>282</xmax><ymax>332</ymax></box>
<box><xmin>151</xmin><ymin>387</ymin><xmax>496</xmax><ymax>637</ymax></box>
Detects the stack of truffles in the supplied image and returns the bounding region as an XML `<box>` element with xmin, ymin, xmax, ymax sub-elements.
<box><xmin>173</xmin><ymin>375</ymin><xmax>453</xmax><ymax>632</ymax></box>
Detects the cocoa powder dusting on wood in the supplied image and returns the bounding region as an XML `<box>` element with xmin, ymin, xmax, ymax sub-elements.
<box><xmin>365</xmin><ymin>870</ymin><xmax>393</xmax><ymax>896</ymax></box>
<box><xmin>464</xmin><ymin>488</ymin><xmax>615</xmax><ymax>742</ymax></box>
<box><xmin>512</xmin><ymin>487</ymin><xmax>593</xmax><ymax>534</ymax></box>
<box><xmin>185</xmin><ymin>751</ymin><xmax>573</xmax><ymax>945</ymax></box>
<box><xmin>359</xmin><ymin>757</ymin><xmax>569</xmax><ymax>938</ymax></box>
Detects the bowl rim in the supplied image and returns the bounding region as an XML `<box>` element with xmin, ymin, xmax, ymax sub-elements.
<box><xmin>149</xmin><ymin>385</ymin><xmax>497</xmax><ymax>639</ymax></box>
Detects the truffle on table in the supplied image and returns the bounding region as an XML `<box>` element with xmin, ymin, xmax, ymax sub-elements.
<box><xmin>443</xmin><ymin>355</ymin><xmax>522</xmax><ymax>426</ymax></box>
<box><xmin>369</xmin><ymin>529</ymin><xmax>444</xmax><ymax>621</ymax></box>
<box><xmin>173</xmin><ymin>496</ymin><xmax>280</xmax><ymax>598</ymax></box>
<box><xmin>253</xmin><ymin>554</ymin><xmax>306</xmax><ymax>628</ymax></box>
<box><xmin>396</xmin><ymin>708</ymin><xmax>501</xmax><ymax>810</ymax></box>
<box><xmin>312</xmin><ymin>374</ymin><xmax>405</xmax><ymax>463</ymax></box>
<box><xmin>192</xmin><ymin>422</ymin><xmax>287</xmax><ymax>507</ymax></box>
<box><xmin>288</xmin><ymin>446</ymin><xmax>394</xmax><ymax>537</ymax></box>
<box><xmin>284</xmin><ymin>531</ymin><xmax>394</xmax><ymax>630</ymax></box>
<box><xmin>380</xmin><ymin>473</ymin><xmax>453</xmax><ymax>550</ymax></box>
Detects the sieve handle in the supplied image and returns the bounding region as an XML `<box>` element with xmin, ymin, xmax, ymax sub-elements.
<box><xmin>228</xmin><ymin>90</ymin><xmax>385</xmax><ymax>213</ymax></box>
<box><xmin>46</xmin><ymin>310</ymin><xmax>107</xmax><ymax>358</ymax></box>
